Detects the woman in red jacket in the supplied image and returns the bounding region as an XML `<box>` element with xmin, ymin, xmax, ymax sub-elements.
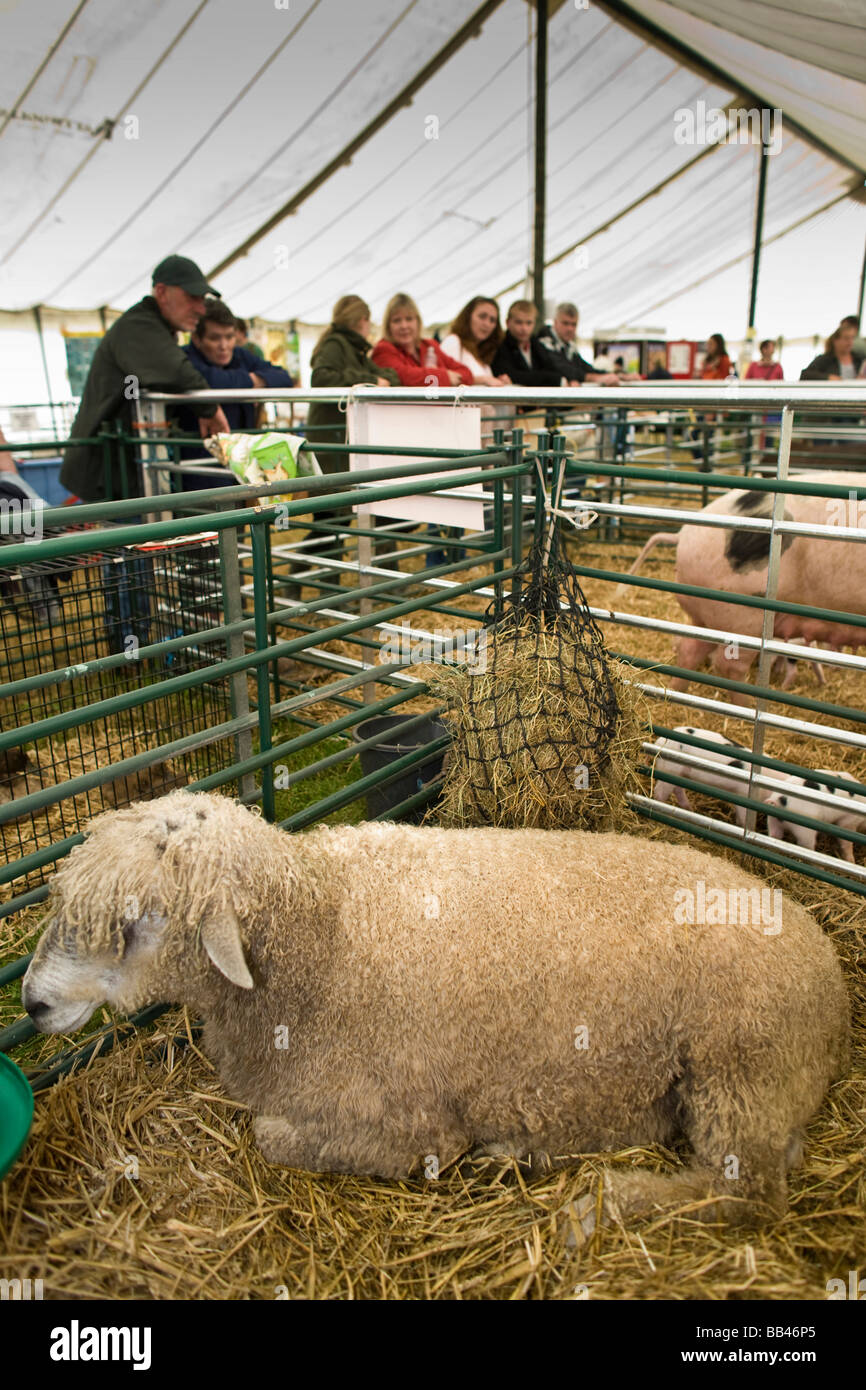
<box><xmin>691</xmin><ymin>333</ymin><xmax>733</xmax><ymax>460</ymax></box>
<box><xmin>372</xmin><ymin>293</ymin><xmax>474</xmax><ymax>388</ymax></box>
<box><xmin>699</xmin><ymin>333</ymin><xmax>733</xmax><ymax>380</ymax></box>
<box><xmin>372</xmin><ymin>293</ymin><xmax>473</xmax><ymax>568</ymax></box>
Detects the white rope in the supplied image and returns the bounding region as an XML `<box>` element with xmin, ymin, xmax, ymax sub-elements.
<box><xmin>338</xmin><ymin>384</ymin><xmax>359</xmax><ymax>417</ymax></box>
<box><xmin>535</xmin><ymin>457</ymin><xmax>599</xmax><ymax>542</ymax></box>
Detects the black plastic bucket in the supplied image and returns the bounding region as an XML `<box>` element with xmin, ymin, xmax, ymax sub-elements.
<box><xmin>352</xmin><ymin>713</ymin><xmax>449</xmax><ymax>820</ymax></box>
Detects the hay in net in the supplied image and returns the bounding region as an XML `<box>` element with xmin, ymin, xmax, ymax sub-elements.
<box><xmin>430</xmin><ymin>531</ymin><xmax>649</xmax><ymax>831</ymax></box>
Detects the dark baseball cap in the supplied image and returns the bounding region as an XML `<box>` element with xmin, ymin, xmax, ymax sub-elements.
<box><xmin>151</xmin><ymin>254</ymin><xmax>220</xmax><ymax>298</ymax></box>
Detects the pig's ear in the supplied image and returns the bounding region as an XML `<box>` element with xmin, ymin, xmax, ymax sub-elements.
<box><xmin>201</xmin><ymin>905</ymin><xmax>254</xmax><ymax>989</ymax></box>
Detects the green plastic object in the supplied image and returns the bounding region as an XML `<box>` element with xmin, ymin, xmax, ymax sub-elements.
<box><xmin>0</xmin><ymin>1052</ymin><xmax>34</xmax><ymax>1179</ymax></box>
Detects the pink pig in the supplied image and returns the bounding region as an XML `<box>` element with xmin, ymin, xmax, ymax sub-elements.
<box><xmin>620</xmin><ymin>471</ymin><xmax>866</xmax><ymax>690</ymax></box>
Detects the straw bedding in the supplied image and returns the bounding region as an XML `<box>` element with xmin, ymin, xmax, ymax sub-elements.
<box><xmin>0</xmin><ymin>870</ymin><xmax>862</xmax><ymax>1302</ymax></box>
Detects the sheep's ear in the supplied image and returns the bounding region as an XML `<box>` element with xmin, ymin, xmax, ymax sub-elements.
<box><xmin>201</xmin><ymin>906</ymin><xmax>254</xmax><ymax>990</ymax></box>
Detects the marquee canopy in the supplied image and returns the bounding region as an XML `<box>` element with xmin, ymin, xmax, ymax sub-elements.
<box><xmin>0</xmin><ymin>0</ymin><xmax>863</xmax><ymax>342</ymax></box>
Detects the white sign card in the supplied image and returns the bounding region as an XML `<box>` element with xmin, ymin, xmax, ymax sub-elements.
<box><xmin>347</xmin><ymin>401</ymin><xmax>485</xmax><ymax>530</ymax></box>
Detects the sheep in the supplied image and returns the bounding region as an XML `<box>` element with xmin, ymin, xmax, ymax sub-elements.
<box><xmin>22</xmin><ymin>789</ymin><xmax>848</xmax><ymax>1227</ymax></box>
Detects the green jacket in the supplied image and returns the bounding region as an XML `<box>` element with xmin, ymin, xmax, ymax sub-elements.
<box><xmin>306</xmin><ymin>327</ymin><xmax>399</xmax><ymax>474</ymax></box>
<box><xmin>61</xmin><ymin>295</ymin><xmax>217</xmax><ymax>501</ymax></box>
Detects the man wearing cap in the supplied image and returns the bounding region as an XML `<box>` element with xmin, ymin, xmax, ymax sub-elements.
<box><xmin>61</xmin><ymin>255</ymin><xmax>231</xmax><ymax>502</ymax></box>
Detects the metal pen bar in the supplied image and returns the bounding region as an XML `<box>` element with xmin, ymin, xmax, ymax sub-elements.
<box><xmin>139</xmin><ymin>384</ymin><xmax>866</xmax><ymax>411</ymax></box>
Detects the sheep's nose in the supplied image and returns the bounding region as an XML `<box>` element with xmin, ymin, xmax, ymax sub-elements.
<box><xmin>26</xmin><ymin>1000</ymin><xmax>50</xmax><ymax>1023</ymax></box>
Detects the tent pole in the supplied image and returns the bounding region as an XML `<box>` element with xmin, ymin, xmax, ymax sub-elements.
<box><xmin>32</xmin><ymin>305</ymin><xmax>58</xmax><ymax>438</ymax></box>
<box><xmin>747</xmin><ymin>117</ymin><xmax>771</xmax><ymax>343</ymax></box>
<box><xmin>532</xmin><ymin>0</ymin><xmax>548</xmax><ymax>320</ymax></box>
<box><xmin>857</xmin><ymin>230</ymin><xmax>866</xmax><ymax>323</ymax></box>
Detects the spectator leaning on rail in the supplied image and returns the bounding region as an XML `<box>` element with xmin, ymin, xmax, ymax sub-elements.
<box><xmin>800</xmin><ymin>321</ymin><xmax>865</xmax><ymax>380</ymax></box>
<box><xmin>371</xmin><ymin>293</ymin><xmax>474</xmax><ymax>389</ymax></box>
<box><xmin>440</xmin><ymin>296</ymin><xmax>511</xmax><ymax>425</ymax></box>
<box><xmin>372</xmin><ymin>293</ymin><xmax>473</xmax><ymax>568</ymax></box>
<box><xmin>491</xmin><ymin>301</ymin><xmax>566</xmax><ymax>387</ymax></box>
<box><xmin>307</xmin><ymin>295</ymin><xmax>399</xmax><ymax>471</ymax></box>
<box><xmin>181</xmin><ymin>300</ymin><xmax>292</xmax><ymax>432</ymax></box>
<box><xmin>439</xmin><ymin>297</ymin><xmax>510</xmax><ymax>387</ymax></box>
<box><xmin>304</xmin><ymin>295</ymin><xmax>399</xmax><ymax>561</ymax></box>
<box><xmin>172</xmin><ymin>299</ymin><xmax>293</xmax><ymax>490</ymax></box>
<box><xmin>535</xmin><ymin>303</ymin><xmax>621</xmax><ymax>386</ymax></box>
<box><xmin>61</xmin><ymin>255</ymin><xmax>230</xmax><ymax>502</ymax></box>
<box><xmin>745</xmin><ymin>339</ymin><xmax>784</xmax><ymax>381</ymax></box>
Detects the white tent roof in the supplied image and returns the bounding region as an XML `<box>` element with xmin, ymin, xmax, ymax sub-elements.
<box><xmin>628</xmin><ymin>0</ymin><xmax>866</xmax><ymax>163</ymax></box>
<box><xmin>0</xmin><ymin>0</ymin><xmax>863</xmax><ymax>345</ymax></box>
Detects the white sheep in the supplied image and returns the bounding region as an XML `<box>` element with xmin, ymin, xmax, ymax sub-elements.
<box><xmin>22</xmin><ymin>790</ymin><xmax>848</xmax><ymax>1226</ymax></box>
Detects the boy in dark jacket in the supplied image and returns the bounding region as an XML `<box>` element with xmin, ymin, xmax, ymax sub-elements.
<box><xmin>179</xmin><ymin>300</ymin><xmax>293</xmax><ymax>433</ymax></box>
<box><xmin>175</xmin><ymin>299</ymin><xmax>293</xmax><ymax>489</ymax></box>
<box><xmin>492</xmin><ymin>301</ymin><xmax>566</xmax><ymax>386</ymax></box>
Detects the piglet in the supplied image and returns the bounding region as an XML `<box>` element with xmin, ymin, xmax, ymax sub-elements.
<box><xmin>650</xmin><ymin>726</ymin><xmax>781</xmax><ymax>827</ymax></box>
<box><xmin>764</xmin><ymin>769</ymin><xmax>866</xmax><ymax>863</ymax></box>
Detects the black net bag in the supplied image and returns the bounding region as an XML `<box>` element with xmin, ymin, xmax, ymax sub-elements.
<box><xmin>430</xmin><ymin>487</ymin><xmax>646</xmax><ymax>830</ymax></box>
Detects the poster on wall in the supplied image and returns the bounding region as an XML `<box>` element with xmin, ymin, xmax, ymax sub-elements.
<box><xmin>604</xmin><ymin>342</ymin><xmax>641</xmax><ymax>374</ymax></box>
<box><xmin>347</xmin><ymin>402</ymin><xmax>484</xmax><ymax>530</ymax></box>
<box><xmin>666</xmin><ymin>341</ymin><xmax>695</xmax><ymax>377</ymax></box>
<box><xmin>62</xmin><ymin>331</ymin><xmax>102</xmax><ymax>396</ymax></box>
<box><xmin>263</xmin><ymin>328</ymin><xmax>300</xmax><ymax>381</ymax></box>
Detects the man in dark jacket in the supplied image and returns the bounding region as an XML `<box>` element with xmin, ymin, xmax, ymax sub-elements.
<box><xmin>61</xmin><ymin>255</ymin><xmax>230</xmax><ymax>502</ymax></box>
<box><xmin>536</xmin><ymin>303</ymin><xmax>620</xmax><ymax>385</ymax></box>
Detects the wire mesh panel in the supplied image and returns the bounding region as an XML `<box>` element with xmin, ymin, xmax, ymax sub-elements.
<box><xmin>0</xmin><ymin>528</ymin><xmax>239</xmax><ymax>897</ymax></box>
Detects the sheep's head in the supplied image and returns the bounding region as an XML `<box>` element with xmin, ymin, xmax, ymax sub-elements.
<box><xmin>22</xmin><ymin>791</ymin><xmax>258</xmax><ymax>1034</ymax></box>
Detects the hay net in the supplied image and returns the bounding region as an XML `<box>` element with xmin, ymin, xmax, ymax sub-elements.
<box><xmin>434</xmin><ymin>490</ymin><xmax>625</xmax><ymax>829</ymax></box>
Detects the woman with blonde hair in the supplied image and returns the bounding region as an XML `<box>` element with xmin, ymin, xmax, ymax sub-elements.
<box><xmin>372</xmin><ymin>294</ymin><xmax>473</xmax><ymax>568</ymax></box>
<box><xmin>371</xmin><ymin>293</ymin><xmax>473</xmax><ymax>387</ymax></box>
<box><xmin>800</xmin><ymin>320</ymin><xmax>865</xmax><ymax>380</ymax></box>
